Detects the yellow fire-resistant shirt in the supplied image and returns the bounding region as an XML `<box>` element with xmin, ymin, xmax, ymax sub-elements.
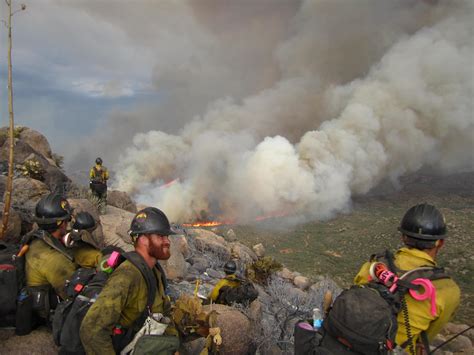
<box><xmin>209</xmin><ymin>274</ymin><xmax>241</xmax><ymax>302</ymax></box>
<box><xmin>80</xmin><ymin>260</ymin><xmax>177</xmax><ymax>355</ymax></box>
<box><xmin>89</xmin><ymin>165</ymin><xmax>109</xmax><ymax>183</ymax></box>
<box><xmin>354</xmin><ymin>247</ymin><xmax>460</xmax><ymax>351</ymax></box>
<box><xmin>25</xmin><ymin>233</ymin><xmax>102</xmax><ymax>300</ymax></box>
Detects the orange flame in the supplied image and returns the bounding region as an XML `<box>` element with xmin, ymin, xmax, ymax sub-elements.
<box><xmin>182</xmin><ymin>221</ymin><xmax>224</xmax><ymax>227</ymax></box>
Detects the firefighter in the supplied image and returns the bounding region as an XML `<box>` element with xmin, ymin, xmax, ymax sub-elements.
<box><xmin>354</xmin><ymin>203</ymin><xmax>460</xmax><ymax>354</ymax></box>
<box><xmin>89</xmin><ymin>157</ymin><xmax>109</xmax><ymax>214</ymax></box>
<box><xmin>24</xmin><ymin>194</ymin><xmax>102</xmax><ymax>321</ymax></box>
<box><xmin>80</xmin><ymin>207</ymin><xmax>179</xmax><ymax>355</ymax></box>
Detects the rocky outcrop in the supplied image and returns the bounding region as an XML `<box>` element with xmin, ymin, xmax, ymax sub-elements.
<box><xmin>99</xmin><ymin>205</ymin><xmax>134</xmax><ymax>252</ymax></box>
<box><xmin>18</xmin><ymin>128</ymin><xmax>53</xmax><ymax>160</ymax></box>
<box><xmin>107</xmin><ymin>190</ymin><xmax>137</xmax><ymax>213</ymax></box>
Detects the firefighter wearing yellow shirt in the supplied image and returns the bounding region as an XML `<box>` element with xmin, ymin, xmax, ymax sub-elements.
<box><xmin>80</xmin><ymin>207</ymin><xmax>179</xmax><ymax>355</ymax></box>
<box><xmin>89</xmin><ymin>157</ymin><xmax>109</xmax><ymax>214</ymax></box>
<box><xmin>354</xmin><ymin>204</ymin><xmax>460</xmax><ymax>354</ymax></box>
<box><xmin>25</xmin><ymin>194</ymin><xmax>102</xmax><ymax>320</ymax></box>
<box><xmin>209</xmin><ymin>260</ymin><xmax>241</xmax><ymax>303</ymax></box>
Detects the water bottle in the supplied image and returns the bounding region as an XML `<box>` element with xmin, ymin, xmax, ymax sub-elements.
<box><xmin>15</xmin><ymin>288</ymin><xmax>33</xmax><ymax>336</ymax></box>
<box><xmin>312</xmin><ymin>307</ymin><xmax>323</xmax><ymax>330</ymax></box>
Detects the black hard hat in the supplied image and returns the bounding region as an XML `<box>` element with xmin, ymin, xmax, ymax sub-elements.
<box><xmin>223</xmin><ymin>260</ymin><xmax>237</xmax><ymax>274</ymax></box>
<box><xmin>95</xmin><ymin>157</ymin><xmax>103</xmax><ymax>165</ymax></box>
<box><xmin>129</xmin><ymin>207</ymin><xmax>177</xmax><ymax>237</ymax></box>
<box><xmin>398</xmin><ymin>204</ymin><xmax>447</xmax><ymax>240</ymax></box>
<box><xmin>35</xmin><ymin>193</ymin><xmax>72</xmax><ymax>224</ymax></box>
<box><xmin>72</xmin><ymin>211</ymin><xmax>96</xmax><ymax>231</ymax></box>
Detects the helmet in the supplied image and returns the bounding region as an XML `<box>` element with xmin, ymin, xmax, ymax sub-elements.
<box><xmin>223</xmin><ymin>260</ymin><xmax>237</xmax><ymax>275</ymax></box>
<box><xmin>72</xmin><ymin>212</ymin><xmax>96</xmax><ymax>231</ymax></box>
<box><xmin>95</xmin><ymin>157</ymin><xmax>103</xmax><ymax>165</ymax></box>
<box><xmin>129</xmin><ymin>207</ymin><xmax>176</xmax><ymax>237</ymax></box>
<box><xmin>398</xmin><ymin>204</ymin><xmax>446</xmax><ymax>240</ymax></box>
<box><xmin>35</xmin><ymin>194</ymin><xmax>72</xmax><ymax>224</ymax></box>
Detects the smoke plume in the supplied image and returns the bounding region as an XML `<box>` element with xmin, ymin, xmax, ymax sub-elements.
<box><xmin>111</xmin><ymin>0</ymin><xmax>473</xmax><ymax>223</ymax></box>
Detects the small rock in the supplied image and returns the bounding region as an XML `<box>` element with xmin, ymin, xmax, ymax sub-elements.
<box><xmin>225</xmin><ymin>228</ymin><xmax>237</xmax><ymax>242</ymax></box>
<box><xmin>294</xmin><ymin>276</ymin><xmax>311</xmax><ymax>290</ymax></box>
<box><xmin>277</xmin><ymin>267</ymin><xmax>294</xmax><ymax>281</ymax></box>
<box><xmin>443</xmin><ymin>334</ymin><xmax>472</xmax><ymax>353</ymax></box>
<box><xmin>206</xmin><ymin>268</ymin><xmax>224</xmax><ymax>279</ymax></box>
<box><xmin>253</xmin><ymin>243</ymin><xmax>265</xmax><ymax>257</ymax></box>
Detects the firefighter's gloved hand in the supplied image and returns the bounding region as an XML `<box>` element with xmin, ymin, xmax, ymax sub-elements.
<box><xmin>209</xmin><ymin>327</ymin><xmax>222</xmax><ymax>346</ymax></box>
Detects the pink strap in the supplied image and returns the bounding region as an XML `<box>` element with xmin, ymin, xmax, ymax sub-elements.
<box><xmin>107</xmin><ymin>251</ymin><xmax>121</xmax><ymax>268</ymax></box>
<box><xmin>409</xmin><ymin>278</ymin><xmax>437</xmax><ymax>317</ymax></box>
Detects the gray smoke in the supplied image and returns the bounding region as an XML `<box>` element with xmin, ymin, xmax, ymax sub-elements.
<box><xmin>109</xmin><ymin>0</ymin><xmax>473</xmax><ymax>223</ymax></box>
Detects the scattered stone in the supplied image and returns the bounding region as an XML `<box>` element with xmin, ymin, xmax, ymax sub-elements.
<box><xmin>277</xmin><ymin>267</ymin><xmax>294</xmax><ymax>281</ymax></box>
<box><xmin>225</xmin><ymin>228</ymin><xmax>237</xmax><ymax>242</ymax></box>
<box><xmin>252</xmin><ymin>243</ymin><xmax>265</xmax><ymax>257</ymax></box>
<box><xmin>443</xmin><ymin>334</ymin><xmax>472</xmax><ymax>353</ymax></box>
<box><xmin>294</xmin><ymin>276</ymin><xmax>311</xmax><ymax>290</ymax></box>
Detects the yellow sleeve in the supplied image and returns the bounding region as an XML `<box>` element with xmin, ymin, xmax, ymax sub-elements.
<box><xmin>44</xmin><ymin>256</ymin><xmax>77</xmax><ymax>300</ymax></box>
<box><xmin>209</xmin><ymin>279</ymin><xmax>228</xmax><ymax>301</ymax></box>
<box><xmin>72</xmin><ymin>245</ymin><xmax>102</xmax><ymax>268</ymax></box>
<box><xmin>425</xmin><ymin>281</ymin><xmax>461</xmax><ymax>340</ymax></box>
<box><xmin>89</xmin><ymin>168</ymin><xmax>95</xmax><ymax>179</ymax></box>
<box><xmin>104</xmin><ymin>168</ymin><xmax>109</xmax><ymax>180</ymax></box>
<box><xmin>353</xmin><ymin>261</ymin><xmax>371</xmax><ymax>285</ymax></box>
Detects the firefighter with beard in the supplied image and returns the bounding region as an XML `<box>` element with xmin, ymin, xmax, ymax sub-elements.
<box><xmin>80</xmin><ymin>207</ymin><xmax>179</xmax><ymax>355</ymax></box>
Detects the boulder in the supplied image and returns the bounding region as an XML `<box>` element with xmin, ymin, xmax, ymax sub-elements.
<box><xmin>276</xmin><ymin>267</ymin><xmax>294</xmax><ymax>281</ymax></box>
<box><xmin>190</xmin><ymin>228</ymin><xmax>231</xmax><ymax>261</ymax></box>
<box><xmin>224</xmin><ymin>228</ymin><xmax>237</xmax><ymax>242</ymax></box>
<box><xmin>99</xmin><ymin>205</ymin><xmax>134</xmax><ymax>252</ymax></box>
<box><xmin>294</xmin><ymin>276</ymin><xmax>311</xmax><ymax>290</ymax></box>
<box><xmin>202</xmin><ymin>304</ymin><xmax>252</xmax><ymax>355</ymax></box>
<box><xmin>161</xmin><ymin>237</ymin><xmax>188</xmax><ymax>280</ymax></box>
<box><xmin>107</xmin><ymin>190</ymin><xmax>137</xmax><ymax>213</ymax></box>
<box><xmin>252</xmin><ymin>243</ymin><xmax>265</xmax><ymax>258</ymax></box>
<box><xmin>230</xmin><ymin>242</ymin><xmax>258</xmax><ymax>265</ymax></box>
<box><xmin>9</xmin><ymin>178</ymin><xmax>50</xmax><ymax>211</ymax></box>
<box><xmin>0</xmin><ymin>203</ymin><xmax>22</xmax><ymax>243</ymax></box>
<box><xmin>18</xmin><ymin>128</ymin><xmax>52</xmax><ymax>159</ymax></box>
<box><xmin>190</xmin><ymin>257</ymin><xmax>210</xmax><ymax>273</ymax></box>
<box><xmin>173</xmin><ymin>235</ymin><xmax>190</xmax><ymax>259</ymax></box>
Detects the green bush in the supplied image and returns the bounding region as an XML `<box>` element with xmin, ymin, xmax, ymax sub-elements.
<box><xmin>246</xmin><ymin>256</ymin><xmax>282</xmax><ymax>285</ymax></box>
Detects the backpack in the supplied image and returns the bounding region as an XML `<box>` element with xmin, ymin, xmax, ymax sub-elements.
<box><xmin>307</xmin><ymin>250</ymin><xmax>450</xmax><ymax>355</ymax></box>
<box><xmin>0</xmin><ymin>234</ymin><xmax>44</xmax><ymax>335</ymax></box>
<box><xmin>52</xmin><ymin>251</ymin><xmax>162</xmax><ymax>354</ymax></box>
<box><xmin>0</xmin><ymin>241</ymin><xmax>25</xmax><ymax>327</ymax></box>
<box><xmin>216</xmin><ymin>279</ymin><xmax>258</xmax><ymax>306</ymax></box>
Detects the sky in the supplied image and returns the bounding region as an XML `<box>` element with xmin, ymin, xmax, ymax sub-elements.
<box><xmin>0</xmin><ymin>0</ymin><xmax>472</xmax><ymax>223</ymax></box>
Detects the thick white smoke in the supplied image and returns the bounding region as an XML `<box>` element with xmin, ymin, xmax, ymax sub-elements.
<box><xmin>113</xmin><ymin>0</ymin><xmax>474</xmax><ymax>223</ymax></box>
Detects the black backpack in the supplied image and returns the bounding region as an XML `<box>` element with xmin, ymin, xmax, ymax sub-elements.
<box><xmin>216</xmin><ymin>279</ymin><xmax>258</xmax><ymax>306</ymax></box>
<box><xmin>0</xmin><ymin>241</ymin><xmax>25</xmax><ymax>327</ymax></box>
<box><xmin>305</xmin><ymin>250</ymin><xmax>450</xmax><ymax>355</ymax></box>
<box><xmin>52</xmin><ymin>251</ymin><xmax>163</xmax><ymax>355</ymax></box>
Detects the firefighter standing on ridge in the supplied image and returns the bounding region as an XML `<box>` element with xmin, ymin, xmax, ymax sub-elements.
<box><xmin>354</xmin><ymin>203</ymin><xmax>460</xmax><ymax>354</ymax></box>
<box><xmin>89</xmin><ymin>157</ymin><xmax>109</xmax><ymax>215</ymax></box>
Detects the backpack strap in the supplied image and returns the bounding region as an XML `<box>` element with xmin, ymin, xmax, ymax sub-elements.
<box><xmin>26</xmin><ymin>230</ymin><xmax>74</xmax><ymax>261</ymax></box>
<box><xmin>122</xmin><ymin>252</ymin><xmax>158</xmax><ymax>330</ymax></box>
